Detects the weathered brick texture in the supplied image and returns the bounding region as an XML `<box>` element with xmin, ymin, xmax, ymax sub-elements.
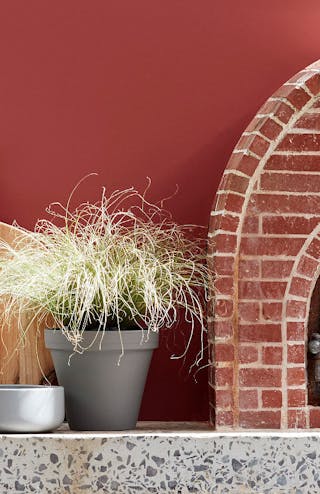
<box><xmin>209</xmin><ymin>61</ymin><xmax>320</xmax><ymax>429</ymax></box>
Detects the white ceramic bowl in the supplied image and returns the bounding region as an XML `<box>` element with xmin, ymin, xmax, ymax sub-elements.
<box><xmin>0</xmin><ymin>385</ymin><xmax>65</xmax><ymax>432</ymax></box>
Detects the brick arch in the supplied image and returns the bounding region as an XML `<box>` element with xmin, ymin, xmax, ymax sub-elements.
<box><xmin>209</xmin><ymin>60</ymin><xmax>320</xmax><ymax>429</ymax></box>
<box><xmin>284</xmin><ymin>229</ymin><xmax>320</xmax><ymax>428</ymax></box>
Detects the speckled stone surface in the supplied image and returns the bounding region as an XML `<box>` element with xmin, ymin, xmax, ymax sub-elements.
<box><xmin>2</xmin><ymin>422</ymin><xmax>320</xmax><ymax>493</ymax></box>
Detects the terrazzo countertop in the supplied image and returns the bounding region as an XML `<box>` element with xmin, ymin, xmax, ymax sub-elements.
<box><xmin>2</xmin><ymin>422</ymin><xmax>320</xmax><ymax>493</ymax></box>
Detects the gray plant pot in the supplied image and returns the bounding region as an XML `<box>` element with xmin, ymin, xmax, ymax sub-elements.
<box><xmin>44</xmin><ymin>329</ymin><xmax>159</xmax><ymax>431</ymax></box>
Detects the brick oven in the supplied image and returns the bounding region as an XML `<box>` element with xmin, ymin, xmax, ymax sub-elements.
<box><xmin>209</xmin><ymin>59</ymin><xmax>320</xmax><ymax>430</ymax></box>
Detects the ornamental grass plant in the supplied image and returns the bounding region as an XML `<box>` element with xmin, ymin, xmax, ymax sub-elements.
<box><xmin>0</xmin><ymin>184</ymin><xmax>208</xmax><ymax>363</ymax></box>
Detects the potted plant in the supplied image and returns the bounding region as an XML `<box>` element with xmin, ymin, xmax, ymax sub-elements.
<box><xmin>0</xmin><ymin>184</ymin><xmax>208</xmax><ymax>430</ymax></box>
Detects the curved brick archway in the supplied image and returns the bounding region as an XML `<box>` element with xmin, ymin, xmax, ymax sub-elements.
<box><xmin>209</xmin><ymin>60</ymin><xmax>320</xmax><ymax>429</ymax></box>
<box><xmin>284</xmin><ymin>228</ymin><xmax>320</xmax><ymax>428</ymax></box>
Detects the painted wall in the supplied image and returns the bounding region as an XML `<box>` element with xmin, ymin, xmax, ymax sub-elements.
<box><xmin>0</xmin><ymin>1</ymin><xmax>319</xmax><ymax>420</ymax></box>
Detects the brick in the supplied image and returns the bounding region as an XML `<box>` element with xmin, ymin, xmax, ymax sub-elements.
<box><xmin>214</xmin><ymin>277</ymin><xmax>234</xmax><ymax>296</ymax></box>
<box><xmin>262</xmin><ymin>346</ymin><xmax>283</xmax><ymax>365</ymax></box>
<box><xmin>273</xmin><ymin>102</ymin><xmax>295</xmax><ymax>123</ymax></box>
<box><xmin>207</xmin><ymin>237</ymin><xmax>215</xmax><ymax>256</ymax></box>
<box><xmin>236</xmin><ymin>134</ymin><xmax>270</xmax><ymax>157</ymax></box>
<box><xmin>241</xmin><ymin>236</ymin><xmax>304</xmax><ymax>256</ymax></box>
<box><xmin>207</xmin><ymin>299</ymin><xmax>214</xmax><ymax>320</ymax></box>
<box><xmin>215</xmin><ymin>344</ymin><xmax>234</xmax><ymax>362</ymax></box>
<box><xmin>211</xmin><ymin>234</ymin><xmax>237</xmax><ymax>254</ymax></box>
<box><xmin>287</xmin><ymin>344</ymin><xmax>305</xmax><ymax>364</ymax></box>
<box><xmin>286</xmin><ymin>300</ymin><xmax>307</xmax><ymax>319</ymax></box>
<box><xmin>309</xmin><ymin>408</ymin><xmax>320</xmax><ymax>428</ymax></box>
<box><xmin>210</xmin><ymin>213</ymin><xmax>240</xmax><ymax>233</ymax></box>
<box><xmin>287</xmin><ymin>389</ymin><xmax>306</xmax><ymax>407</ymax></box>
<box><xmin>265</xmin><ymin>154</ymin><xmax>320</xmax><ymax>172</ymax></box>
<box><xmin>219</xmin><ymin>214</ymin><xmax>240</xmax><ymax>232</ymax></box>
<box><xmin>212</xmin><ymin>256</ymin><xmax>235</xmax><ymax>276</ymax></box>
<box><xmin>258</xmin><ymin>100</ymin><xmax>294</xmax><ymax>124</ymax></box>
<box><xmin>239</xmin><ymin>345</ymin><xmax>258</xmax><ymax>363</ymax></box>
<box><xmin>258</xmin><ymin>100</ymin><xmax>281</xmax><ymax>115</ymax></box>
<box><xmin>207</xmin><ymin>233</ymin><xmax>237</xmax><ymax>257</ymax></box>
<box><xmin>227</xmin><ymin>153</ymin><xmax>259</xmax><ymax>176</ymax></box>
<box><xmin>215</xmin><ymin>410</ymin><xmax>234</xmax><ymax>427</ymax></box>
<box><xmin>239</xmin><ymin>280</ymin><xmax>260</xmax><ymax>298</ymax></box>
<box><xmin>239</xmin><ymin>259</ymin><xmax>260</xmax><ymax>278</ymax></box>
<box><xmin>293</xmin><ymin>68</ymin><xmax>317</xmax><ymax>78</ymax></box>
<box><xmin>277</xmin><ymin>133</ymin><xmax>320</xmax><ymax>152</ymax></box>
<box><xmin>261</xmin><ymin>172</ymin><xmax>320</xmax><ymax>193</ymax></box>
<box><xmin>214</xmin><ymin>320</ymin><xmax>233</xmax><ymax>338</ymax></box>
<box><xmin>272</xmin><ymin>85</ymin><xmax>311</xmax><ymax>110</ymax></box>
<box><xmin>286</xmin><ymin>70</ymin><xmax>315</xmax><ymax>85</ymax></box>
<box><xmin>239</xmin><ymin>389</ymin><xmax>258</xmax><ymax>409</ymax></box>
<box><xmin>287</xmin><ymin>322</ymin><xmax>305</xmax><ymax>341</ymax></box>
<box><xmin>262</xmin><ymin>216</ymin><xmax>318</xmax><ymax>235</ymax></box>
<box><xmin>215</xmin><ymin>389</ymin><xmax>233</xmax><ymax>409</ymax></box>
<box><xmin>288</xmin><ymin>409</ymin><xmax>307</xmax><ymax>428</ymax></box>
<box><xmin>238</xmin><ymin>302</ymin><xmax>260</xmax><ymax>322</ymax></box>
<box><xmin>215</xmin><ymin>193</ymin><xmax>245</xmax><ymax>214</ymax></box>
<box><xmin>239</xmin><ymin>324</ymin><xmax>281</xmax><ymax>342</ymax></box>
<box><xmin>239</xmin><ymin>281</ymin><xmax>286</xmax><ymax>299</ymax></box>
<box><xmin>262</xmin><ymin>302</ymin><xmax>283</xmax><ymax>321</ymax></box>
<box><xmin>305</xmin><ymin>73</ymin><xmax>320</xmax><ymax>95</ymax></box>
<box><xmin>307</xmin><ymin>238</ymin><xmax>320</xmax><ymax>260</ymax></box>
<box><xmin>239</xmin><ymin>369</ymin><xmax>281</xmax><ymax>387</ymax></box>
<box><xmin>220</xmin><ymin>173</ymin><xmax>249</xmax><ymax>195</ymax></box>
<box><xmin>245</xmin><ymin>115</ymin><xmax>283</xmax><ymax>140</ymax></box>
<box><xmin>260</xmin><ymin>281</ymin><xmax>286</xmax><ymax>299</ymax></box>
<box><xmin>307</xmin><ymin>60</ymin><xmax>320</xmax><ymax>69</ymax></box>
<box><xmin>287</xmin><ymin>367</ymin><xmax>305</xmax><ymax>386</ymax></box>
<box><xmin>261</xmin><ymin>260</ymin><xmax>294</xmax><ymax>279</ymax></box>
<box><xmin>248</xmin><ymin>193</ymin><xmax>320</xmax><ymax>215</ymax></box>
<box><xmin>242</xmin><ymin>215</ymin><xmax>259</xmax><ymax>234</ymax></box>
<box><xmin>245</xmin><ymin>116</ymin><xmax>264</xmax><ymax>133</ymax></box>
<box><xmin>215</xmin><ymin>299</ymin><xmax>233</xmax><ymax>318</ymax></box>
<box><xmin>297</xmin><ymin>256</ymin><xmax>318</xmax><ymax>278</ymax></box>
<box><xmin>295</xmin><ymin>112</ymin><xmax>320</xmax><ymax>130</ymax></box>
<box><xmin>287</xmin><ymin>72</ymin><xmax>320</xmax><ymax>96</ymax></box>
<box><xmin>207</xmin><ymin>254</ymin><xmax>214</xmax><ymax>274</ymax></box>
<box><xmin>262</xmin><ymin>390</ymin><xmax>282</xmax><ymax>408</ymax></box>
<box><xmin>209</xmin><ymin>213</ymin><xmax>218</xmax><ymax>233</ymax></box>
<box><xmin>208</xmin><ymin>340</ymin><xmax>214</xmax><ymax>359</ymax></box>
<box><xmin>239</xmin><ymin>410</ymin><xmax>281</xmax><ymax>428</ymax></box>
<box><xmin>215</xmin><ymin>367</ymin><xmax>234</xmax><ymax>386</ymax></box>
<box><xmin>289</xmin><ymin>277</ymin><xmax>312</xmax><ymax>298</ymax></box>
<box><xmin>259</xmin><ymin>118</ymin><xmax>283</xmax><ymax>140</ymax></box>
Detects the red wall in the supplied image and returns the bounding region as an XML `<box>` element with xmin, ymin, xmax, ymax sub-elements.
<box><xmin>0</xmin><ymin>1</ymin><xmax>319</xmax><ymax>420</ymax></box>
